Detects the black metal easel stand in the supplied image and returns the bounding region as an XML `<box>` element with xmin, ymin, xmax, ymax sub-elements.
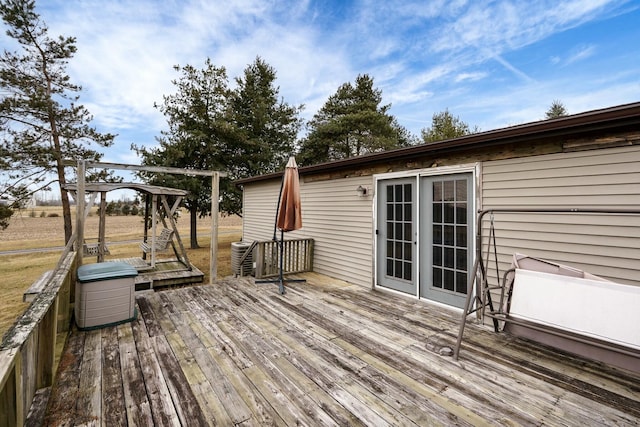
<box><xmin>256</xmin><ymin>229</ymin><xmax>306</xmax><ymax>294</ymax></box>
<box><xmin>255</xmin><ymin>175</ymin><xmax>306</xmax><ymax>294</ymax></box>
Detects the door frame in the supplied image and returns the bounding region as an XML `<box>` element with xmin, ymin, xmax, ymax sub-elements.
<box><xmin>373</xmin><ymin>163</ymin><xmax>481</xmax><ymax>307</ymax></box>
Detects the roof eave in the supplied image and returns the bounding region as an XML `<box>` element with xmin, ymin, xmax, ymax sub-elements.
<box><xmin>235</xmin><ymin>102</ymin><xmax>640</xmax><ymax>186</ymax></box>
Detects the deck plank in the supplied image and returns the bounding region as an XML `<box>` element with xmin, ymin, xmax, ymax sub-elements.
<box><xmin>43</xmin><ymin>329</ymin><xmax>85</xmax><ymax>426</ymax></box>
<box><xmin>100</xmin><ymin>326</ymin><xmax>127</xmax><ymax>427</ymax></box>
<box><xmin>130</xmin><ymin>314</ymin><xmax>181</xmax><ymax>426</ymax></box>
<box><xmin>152</xmin><ymin>335</ymin><xmax>209</xmax><ymax>427</ymax></box>
<box><xmin>43</xmin><ymin>274</ymin><xmax>640</xmax><ymax>426</ymax></box>
<box><xmin>75</xmin><ymin>329</ymin><xmax>101</xmax><ymax>426</ymax></box>
<box><xmin>117</xmin><ymin>323</ymin><xmax>154</xmax><ymax>426</ymax></box>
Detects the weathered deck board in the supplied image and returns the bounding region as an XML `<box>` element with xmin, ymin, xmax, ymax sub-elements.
<box><xmin>44</xmin><ymin>273</ymin><xmax>640</xmax><ymax>426</ymax></box>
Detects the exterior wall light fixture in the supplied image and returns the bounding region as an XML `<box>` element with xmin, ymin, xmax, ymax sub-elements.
<box><xmin>356</xmin><ymin>185</ymin><xmax>369</xmax><ymax>197</ymax></box>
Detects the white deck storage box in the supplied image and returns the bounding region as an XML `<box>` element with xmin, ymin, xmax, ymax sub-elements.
<box><xmin>76</xmin><ymin>262</ymin><xmax>138</xmax><ymax>329</ymax></box>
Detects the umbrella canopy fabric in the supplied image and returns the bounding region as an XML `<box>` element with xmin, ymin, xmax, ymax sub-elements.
<box><xmin>276</xmin><ymin>157</ymin><xmax>302</xmax><ymax>232</ymax></box>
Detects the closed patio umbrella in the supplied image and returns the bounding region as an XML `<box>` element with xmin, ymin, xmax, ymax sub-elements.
<box><xmin>277</xmin><ymin>157</ymin><xmax>302</xmax><ymax>232</ymax></box>
<box><xmin>257</xmin><ymin>156</ymin><xmax>305</xmax><ymax>294</ymax></box>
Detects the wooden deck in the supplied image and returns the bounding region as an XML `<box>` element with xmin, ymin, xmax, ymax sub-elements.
<box><xmin>42</xmin><ymin>273</ymin><xmax>640</xmax><ymax>426</ymax></box>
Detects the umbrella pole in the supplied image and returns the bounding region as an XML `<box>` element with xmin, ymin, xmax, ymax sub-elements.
<box><xmin>278</xmin><ymin>228</ymin><xmax>285</xmax><ymax>294</ymax></box>
<box><xmin>272</xmin><ymin>176</ymin><xmax>285</xmax><ymax>241</ymax></box>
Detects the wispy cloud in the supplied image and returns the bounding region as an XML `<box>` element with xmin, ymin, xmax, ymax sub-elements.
<box><xmin>565</xmin><ymin>44</ymin><xmax>598</xmax><ymax>65</ymax></box>
<box><xmin>454</xmin><ymin>72</ymin><xmax>487</xmax><ymax>83</ymax></box>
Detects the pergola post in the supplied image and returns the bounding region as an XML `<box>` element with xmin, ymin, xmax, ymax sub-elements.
<box><xmin>76</xmin><ymin>160</ymin><xmax>85</xmax><ymax>267</ymax></box>
<box><xmin>98</xmin><ymin>191</ymin><xmax>107</xmax><ymax>262</ymax></box>
<box><xmin>210</xmin><ymin>171</ymin><xmax>220</xmax><ymax>284</ymax></box>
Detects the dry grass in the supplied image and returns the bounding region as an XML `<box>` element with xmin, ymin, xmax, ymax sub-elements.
<box><xmin>0</xmin><ymin>208</ymin><xmax>242</xmax><ymax>338</ymax></box>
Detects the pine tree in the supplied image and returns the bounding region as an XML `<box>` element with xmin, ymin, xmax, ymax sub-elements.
<box><xmin>135</xmin><ymin>56</ymin><xmax>302</xmax><ymax>235</ymax></box>
<box><xmin>298</xmin><ymin>74</ymin><xmax>413</xmax><ymax>166</ymax></box>
<box><xmin>0</xmin><ymin>0</ymin><xmax>114</xmax><ymax>241</ymax></box>
<box><xmin>225</xmin><ymin>56</ymin><xmax>303</xmax><ymax>213</ymax></box>
<box><xmin>421</xmin><ymin>109</ymin><xmax>478</xmax><ymax>143</ymax></box>
<box><xmin>545</xmin><ymin>100</ymin><xmax>568</xmax><ymax>119</ymax></box>
<box><xmin>134</xmin><ymin>59</ymin><xmax>231</xmax><ymax>248</ymax></box>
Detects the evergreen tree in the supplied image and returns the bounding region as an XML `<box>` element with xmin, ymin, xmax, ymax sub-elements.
<box><xmin>225</xmin><ymin>56</ymin><xmax>303</xmax><ymax>213</ymax></box>
<box><xmin>135</xmin><ymin>56</ymin><xmax>301</xmax><ymax>243</ymax></box>
<box><xmin>134</xmin><ymin>59</ymin><xmax>231</xmax><ymax>248</ymax></box>
<box><xmin>545</xmin><ymin>100</ymin><xmax>568</xmax><ymax>119</ymax></box>
<box><xmin>0</xmin><ymin>0</ymin><xmax>114</xmax><ymax>241</ymax></box>
<box><xmin>298</xmin><ymin>74</ymin><xmax>413</xmax><ymax>166</ymax></box>
<box><xmin>421</xmin><ymin>109</ymin><xmax>478</xmax><ymax>143</ymax></box>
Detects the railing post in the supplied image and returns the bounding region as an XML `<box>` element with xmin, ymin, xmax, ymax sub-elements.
<box><xmin>256</xmin><ymin>242</ymin><xmax>265</xmax><ymax>279</ymax></box>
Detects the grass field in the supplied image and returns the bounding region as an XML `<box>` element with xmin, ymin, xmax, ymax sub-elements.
<box><xmin>0</xmin><ymin>207</ymin><xmax>242</xmax><ymax>338</ymax></box>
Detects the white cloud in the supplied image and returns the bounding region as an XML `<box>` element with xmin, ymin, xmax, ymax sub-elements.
<box><xmin>454</xmin><ymin>72</ymin><xmax>487</xmax><ymax>83</ymax></box>
<box><xmin>564</xmin><ymin>44</ymin><xmax>598</xmax><ymax>65</ymax></box>
<box><xmin>17</xmin><ymin>0</ymin><xmax>638</xmax><ymax>150</ymax></box>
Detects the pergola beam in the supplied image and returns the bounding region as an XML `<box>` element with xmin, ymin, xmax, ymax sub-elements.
<box><xmin>73</xmin><ymin>161</ymin><xmax>228</xmax><ymax>178</ymax></box>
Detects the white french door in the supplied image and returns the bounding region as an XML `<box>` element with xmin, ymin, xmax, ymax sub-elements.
<box><xmin>376</xmin><ymin>172</ymin><xmax>473</xmax><ymax>308</ymax></box>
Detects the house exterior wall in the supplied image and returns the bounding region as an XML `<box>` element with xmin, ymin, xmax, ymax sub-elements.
<box><xmin>241</xmin><ymin>134</ymin><xmax>640</xmax><ymax>291</ymax></box>
<box><xmin>242</xmin><ymin>175</ymin><xmax>375</xmax><ymax>287</ymax></box>
<box><xmin>481</xmin><ymin>144</ymin><xmax>640</xmax><ymax>286</ymax></box>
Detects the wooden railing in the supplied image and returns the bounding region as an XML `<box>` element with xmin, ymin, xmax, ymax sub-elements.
<box><xmin>0</xmin><ymin>237</ymin><xmax>77</xmax><ymax>427</ymax></box>
<box><xmin>254</xmin><ymin>238</ymin><xmax>314</xmax><ymax>279</ymax></box>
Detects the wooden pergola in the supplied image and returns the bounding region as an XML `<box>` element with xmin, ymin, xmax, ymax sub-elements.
<box><xmin>64</xmin><ymin>182</ymin><xmax>190</xmax><ymax>266</ymax></box>
<box><xmin>70</xmin><ymin>160</ymin><xmax>226</xmax><ymax>284</ymax></box>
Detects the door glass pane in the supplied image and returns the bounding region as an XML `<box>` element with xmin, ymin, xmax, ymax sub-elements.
<box><xmin>444</xmin><ymin>270</ymin><xmax>455</xmax><ymax>291</ymax></box>
<box><xmin>456</xmin><ymin>226</ymin><xmax>467</xmax><ymax>246</ymax></box>
<box><xmin>456</xmin><ymin>272</ymin><xmax>467</xmax><ymax>293</ymax></box>
<box><xmin>395</xmin><ymin>223</ymin><xmax>403</xmax><ymax>239</ymax></box>
<box><xmin>403</xmin><ymin>262</ymin><xmax>412</xmax><ymax>280</ymax></box>
<box><xmin>404</xmin><ymin>243</ymin><xmax>412</xmax><ymax>260</ymax></box>
<box><xmin>433</xmin><ymin>225</ymin><xmax>442</xmax><ymax>244</ymax></box>
<box><xmin>443</xmin><ymin>181</ymin><xmax>454</xmax><ymax>201</ymax></box>
<box><xmin>433</xmin><ymin>267</ymin><xmax>442</xmax><ymax>288</ymax></box>
<box><xmin>444</xmin><ymin>225</ymin><xmax>454</xmax><ymax>245</ymax></box>
<box><xmin>395</xmin><ymin>204</ymin><xmax>403</xmax><ymax>221</ymax></box>
<box><xmin>444</xmin><ymin>204</ymin><xmax>455</xmax><ymax>223</ymax></box>
<box><xmin>433</xmin><ymin>246</ymin><xmax>442</xmax><ymax>266</ymax></box>
<box><xmin>404</xmin><ymin>223</ymin><xmax>412</xmax><ymax>240</ymax></box>
<box><xmin>404</xmin><ymin>204</ymin><xmax>412</xmax><ymax>221</ymax></box>
<box><xmin>433</xmin><ymin>203</ymin><xmax>442</xmax><ymax>222</ymax></box>
<box><xmin>444</xmin><ymin>247</ymin><xmax>454</xmax><ymax>269</ymax></box>
<box><xmin>456</xmin><ymin>180</ymin><xmax>466</xmax><ymax>201</ymax></box>
<box><xmin>433</xmin><ymin>182</ymin><xmax>442</xmax><ymax>201</ymax></box>
<box><xmin>404</xmin><ymin>184</ymin><xmax>412</xmax><ymax>202</ymax></box>
<box><xmin>457</xmin><ymin>203</ymin><xmax>467</xmax><ymax>224</ymax></box>
<box><xmin>456</xmin><ymin>248</ymin><xmax>467</xmax><ymax>270</ymax></box>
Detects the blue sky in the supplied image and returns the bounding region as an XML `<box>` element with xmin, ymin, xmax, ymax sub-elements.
<box><xmin>12</xmin><ymin>0</ymin><xmax>640</xmax><ymax>172</ymax></box>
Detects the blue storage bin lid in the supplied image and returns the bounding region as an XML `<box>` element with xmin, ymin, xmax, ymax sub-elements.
<box><xmin>77</xmin><ymin>262</ymin><xmax>138</xmax><ymax>283</ymax></box>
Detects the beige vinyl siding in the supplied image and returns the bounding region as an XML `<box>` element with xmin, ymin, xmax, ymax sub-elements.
<box><xmin>481</xmin><ymin>145</ymin><xmax>640</xmax><ymax>286</ymax></box>
<box><xmin>242</xmin><ymin>176</ymin><xmax>374</xmax><ymax>287</ymax></box>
